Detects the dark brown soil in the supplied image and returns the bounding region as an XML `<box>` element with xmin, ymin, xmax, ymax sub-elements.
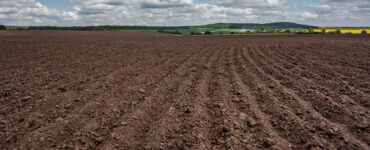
<box><xmin>0</xmin><ymin>31</ymin><xmax>369</xmax><ymax>149</ymax></box>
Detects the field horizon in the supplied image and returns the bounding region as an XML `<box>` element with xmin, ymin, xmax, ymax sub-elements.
<box><xmin>2</xmin><ymin>22</ymin><xmax>370</xmax><ymax>35</ymax></box>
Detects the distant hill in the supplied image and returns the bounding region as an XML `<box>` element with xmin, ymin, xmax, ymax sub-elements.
<box><xmin>195</xmin><ymin>22</ymin><xmax>319</xmax><ymax>30</ymax></box>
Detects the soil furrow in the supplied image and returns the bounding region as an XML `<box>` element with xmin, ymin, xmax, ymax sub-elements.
<box><xmin>271</xmin><ymin>43</ymin><xmax>370</xmax><ymax>106</ymax></box>
<box><xmin>4</xmin><ymin>42</ymin><xmax>194</xmax><ymax>149</ymax></box>
<box><xmin>239</xmin><ymin>47</ymin><xmax>329</xmax><ymax>149</ymax></box>
<box><xmin>91</xmin><ymin>44</ymin><xmax>208</xmax><ymax>149</ymax></box>
<box><xmin>248</xmin><ymin>46</ymin><xmax>368</xmax><ymax>149</ymax></box>
<box><xmin>255</xmin><ymin>45</ymin><xmax>370</xmax><ymax>145</ymax></box>
<box><xmin>133</xmin><ymin>47</ymin><xmax>218</xmax><ymax>149</ymax></box>
<box><xmin>260</xmin><ymin>44</ymin><xmax>369</xmax><ymax>111</ymax></box>
<box><xmin>229</xmin><ymin>47</ymin><xmax>292</xmax><ymax>149</ymax></box>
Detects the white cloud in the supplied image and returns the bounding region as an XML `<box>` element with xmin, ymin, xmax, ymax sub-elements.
<box><xmin>139</xmin><ymin>0</ymin><xmax>193</xmax><ymax>8</ymax></box>
<box><xmin>300</xmin><ymin>0</ymin><xmax>370</xmax><ymax>26</ymax></box>
<box><xmin>0</xmin><ymin>0</ymin><xmax>77</xmax><ymax>26</ymax></box>
<box><xmin>0</xmin><ymin>0</ymin><xmax>369</xmax><ymax>26</ymax></box>
<box><xmin>0</xmin><ymin>14</ymin><xmax>7</xmax><ymax>19</ymax></box>
<box><xmin>215</xmin><ymin>0</ymin><xmax>283</xmax><ymax>8</ymax></box>
<box><xmin>302</xmin><ymin>12</ymin><xmax>318</xmax><ymax>18</ymax></box>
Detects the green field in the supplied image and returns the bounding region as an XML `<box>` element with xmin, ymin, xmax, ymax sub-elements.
<box><xmin>5</xmin><ymin>26</ymin><xmax>30</xmax><ymax>30</ymax></box>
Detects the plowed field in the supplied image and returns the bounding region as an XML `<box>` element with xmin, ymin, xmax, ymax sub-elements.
<box><xmin>0</xmin><ymin>31</ymin><xmax>369</xmax><ymax>149</ymax></box>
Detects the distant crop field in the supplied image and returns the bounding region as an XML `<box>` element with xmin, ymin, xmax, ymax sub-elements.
<box><xmin>314</xmin><ymin>29</ymin><xmax>370</xmax><ymax>34</ymax></box>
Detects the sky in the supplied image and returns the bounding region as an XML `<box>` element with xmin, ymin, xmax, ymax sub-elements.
<box><xmin>0</xmin><ymin>0</ymin><xmax>369</xmax><ymax>27</ymax></box>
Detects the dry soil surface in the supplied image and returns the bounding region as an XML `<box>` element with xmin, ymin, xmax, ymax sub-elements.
<box><xmin>0</xmin><ymin>31</ymin><xmax>369</xmax><ymax>149</ymax></box>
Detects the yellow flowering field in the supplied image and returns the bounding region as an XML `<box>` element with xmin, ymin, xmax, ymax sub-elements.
<box><xmin>313</xmin><ymin>29</ymin><xmax>370</xmax><ymax>34</ymax></box>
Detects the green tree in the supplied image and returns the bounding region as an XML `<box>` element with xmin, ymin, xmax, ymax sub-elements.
<box><xmin>322</xmin><ymin>29</ymin><xmax>326</xmax><ymax>34</ymax></box>
<box><xmin>204</xmin><ymin>31</ymin><xmax>212</xmax><ymax>35</ymax></box>
<box><xmin>361</xmin><ymin>30</ymin><xmax>367</xmax><ymax>34</ymax></box>
<box><xmin>0</xmin><ymin>25</ymin><xmax>6</xmax><ymax>30</ymax></box>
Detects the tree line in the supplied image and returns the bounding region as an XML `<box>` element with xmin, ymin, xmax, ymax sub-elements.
<box><xmin>0</xmin><ymin>25</ymin><xmax>6</xmax><ymax>30</ymax></box>
<box><xmin>27</xmin><ymin>25</ymin><xmax>190</xmax><ymax>31</ymax></box>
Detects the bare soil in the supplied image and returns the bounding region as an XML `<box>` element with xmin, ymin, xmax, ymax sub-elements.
<box><xmin>0</xmin><ymin>31</ymin><xmax>369</xmax><ymax>149</ymax></box>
